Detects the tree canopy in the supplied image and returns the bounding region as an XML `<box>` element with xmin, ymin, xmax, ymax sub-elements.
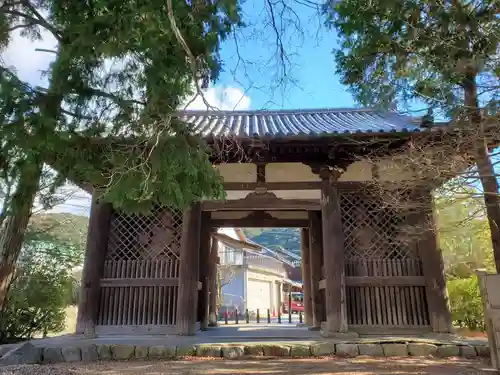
<box><xmin>325</xmin><ymin>0</ymin><xmax>500</xmax><ymax>270</ymax></box>
<box><xmin>0</xmin><ymin>0</ymin><xmax>243</xmax><ymax>213</ymax></box>
<box><xmin>0</xmin><ymin>0</ymin><xmax>243</xmax><ymax>309</ymax></box>
<box><xmin>325</xmin><ymin>0</ymin><xmax>498</xmax><ymax>115</ymax></box>
<box><xmin>436</xmin><ymin>188</ymin><xmax>494</xmax><ymax>277</ymax></box>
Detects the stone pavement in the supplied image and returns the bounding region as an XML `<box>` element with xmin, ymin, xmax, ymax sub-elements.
<box><xmin>15</xmin><ymin>323</ymin><xmax>489</xmax><ymax>346</ymax></box>
<box><xmin>0</xmin><ymin>323</ymin><xmax>491</xmax><ymax>367</ymax></box>
<box><xmin>1</xmin><ymin>357</ymin><xmax>496</xmax><ymax>375</ymax></box>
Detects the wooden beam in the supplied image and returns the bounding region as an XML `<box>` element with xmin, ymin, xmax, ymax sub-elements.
<box><xmin>321</xmin><ymin>177</ymin><xmax>348</xmax><ymax>333</ymax></box>
<box><xmin>211</xmin><ymin>218</ymin><xmax>309</xmax><ymax>228</ymax></box>
<box><xmin>223</xmin><ymin>181</ymin><xmax>322</xmax><ymax>191</ymax></box>
<box><xmin>95</xmin><ymin>325</ymin><xmax>178</xmax><ymax>335</ymax></box>
<box><xmin>417</xmin><ymin>190</ymin><xmax>453</xmax><ymax>333</ymax></box>
<box><xmin>319</xmin><ymin>276</ymin><xmax>426</xmax><ymax>289</ymax></box>
<box><xmin>199</xmin><ymin>212</ymin><xmax>211</xmax><ymax>330</ymax></box>
<box><xmin>208</xmin><ymin>229</ymin><xmax>219</xmax><ymax>327</ymax></box>
<box><xmin>201</xmin><ymin>192</ymin><xmax>320</xmax><ymax>211</ymax></box>
<box><xmin>76</xmin><ymin>192</ymin><xmax>112</xmax><ymax>337</ymax></box>
<box><xmin>301</xmin><ymin>228</ymin><xmax>313</xmax><ymax>326</ymax></box>
<box><xmin>100</xmin><ymin>278</ymin><xmax>179</xmax><ymax>287</ymax></box>
<box><xmin>177</xmin><ymin>202</ymin><xmax>202</xmax><ymax>336</ymax></box>
<box><xmin>256</xmin><ymin>163</ymin><xmax>266</xmax><ymax>184</ymax></box>
<box><xmin>212</xmin><ymin>232</ymin><xmax>263</xmax><ymax>250</ymax></box>
<box><xmin>347</xmin><ymin>276</ymin><xmax>426</xmax><ymax>287</ymax></box>
<box><xmin>309</xmin><ymin>211</ymin><xmax>324</xmax><ymax>329</ymax></box>
<box><xmin>349</xmin><ymin>325</ymin><xmax>432</xmax><ymax>335</ymax></box>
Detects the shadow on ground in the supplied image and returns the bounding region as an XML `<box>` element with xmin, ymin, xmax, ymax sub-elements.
<box><xmin>1</xmin><ymin>357</ymin><xmax>495</xmax><ymax>375</ymax></box>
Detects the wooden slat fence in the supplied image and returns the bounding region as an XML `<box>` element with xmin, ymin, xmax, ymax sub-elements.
<box><xmin>339</xmin><ymin>188</ymin><xmax>431</xmax><ymax>331</ymax></box>
<box><xmin>97</xmin><ymin>259</ymin><xmax>179</xmax><ymax>327</ymax></box>
<box><xmin>96</xmin><ymin>207</ymin><xmax>183</xmax><ymax>333</ymax></box>
<box><xmin>345</xmin><ymin>259</ymin><xmax>429</xmax><ymax>327</ymax></box>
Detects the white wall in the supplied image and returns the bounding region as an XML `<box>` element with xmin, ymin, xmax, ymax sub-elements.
<box><xmin>246</xmin><ymin>269</ymin><xmax>282</xmax><ymax>314</ymax></box>
<box><xmin>220</xmin><ymin>266</ymin><xmax>245</xmax><ymax>312</ymax></box>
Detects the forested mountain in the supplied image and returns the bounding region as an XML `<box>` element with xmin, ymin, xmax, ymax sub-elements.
<box><xmin>242</xmin><ymin>191</ymin><xmax>495</xmax><ymax>278</ymax></box>
<box><xmin>27</xmin><ymin>200</ymin><xmax>494</xmax><ymax>279</ymax></box>
<box><xmin>243</xmin><ymin>228</ymin><xmax>301</xmax><ymax>256</ymax></box>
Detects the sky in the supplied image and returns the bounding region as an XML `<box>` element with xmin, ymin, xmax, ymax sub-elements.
<box><xmin>213</xmin><ymin>0</ymin><xmax>355</xmax><ymax>110</ymax></box>
<box><xmin>2</xmin><ymin>1</ymin><xmax>494</xmax><ymax>217</ymax></box>
<box><xmin>1</xmin><ymin>1</ymin><xmax>353</xmax><ymax>216</ymax></box>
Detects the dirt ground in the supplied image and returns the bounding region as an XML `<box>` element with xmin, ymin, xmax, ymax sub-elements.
<box><xmin>0</xmin><ymin>357</ymin><xmax>497</xmax><ymax>375</ymax></box>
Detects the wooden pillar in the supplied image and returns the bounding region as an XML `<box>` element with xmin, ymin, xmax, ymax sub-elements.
<box><xmin>309</xmin><ymin>210</ymin><xmax>324</xmax><ymax>329</ymax></box>
<box><xmin>419</xmin><ymin>190</ymin><xmax>453</xmax><ymax>333</ymax></box>
<box><xmin>198</xmin><ymin>212</ymin><xmax>211</xmax><ymax>330</ymax></box>
<box><xmin>300</xmin><ymin>228</ymin><xmax>313</xmax><ymax>325</ymax></box>
<box><xmin>208</xmin><ymin>229</ymin><xmax>219</xmax><ymax>326</ymax></box>
<box><xmin>277</xmin><ymin>281</ymin><xmax>283</xmax><ymax>314</ymax></box>
<box><xmin>76</xmin><ymin>191</ymin><xmax>112</xmax><ymax>337</ymax></box>
<box><xmin>177</xmin><ymin>202</ymin><xmax>202</xmax><ymax>335</ymax></box>
<box><xmin>321</xmin><ymin>177</ymin><xmax>348</xmax><ymax>333</ymax></box>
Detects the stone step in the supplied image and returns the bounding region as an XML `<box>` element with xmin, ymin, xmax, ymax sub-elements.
<box><xmin>0</xmin><ymin>341</ymin><xmax>490</xmax><ymax>366</ymax></box>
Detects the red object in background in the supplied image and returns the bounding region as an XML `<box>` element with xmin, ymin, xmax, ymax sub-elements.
<box><xmin>282</xmin><ymin>292</ymin><xmax>304</xmax><ymax>313</ymax></box>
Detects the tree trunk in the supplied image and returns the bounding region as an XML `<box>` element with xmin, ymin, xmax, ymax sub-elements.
<box><xmin>0</xmin><ymin>45</ymin><xmax>67</xmax><ymax>310</ymax></box>
<box><xmin>208</xmin><ymin>231</ymin><xmax>219</xmax><ymax>326</ymax></box>
<box><xmin>464</xmin><ymin>73</ymin><xmax>500</xmax><ymax>272</ymax></box>
<box><xmin>0</xmin><ymin>163</ymin><xmax>42</xmax><ymax>310</ymax></box>
<box><xmin>475</xmin><ymin>146</ymin><xmax>500</xmax><ymax>272</ymax></box>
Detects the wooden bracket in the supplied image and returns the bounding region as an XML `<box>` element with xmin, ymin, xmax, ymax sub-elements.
<box><xmin>304</xmin><ymin>157</ymin><xmax>354</xmax><ymax>182</ymax></box>
<box><xmin>256</xmin><ymin>163</ymin><xmax>266</xmax><ymax>184</ymax></box>
<box><xmin>307</xmin><ymin>163</ymin><xmax>344</xmax><ymax>182</ymax></box>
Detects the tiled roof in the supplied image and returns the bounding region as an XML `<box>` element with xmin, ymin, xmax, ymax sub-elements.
<box><xmin>177</xmin><ymin>108</ymin><xmax>422</xmax><ymax>138</ymax></box>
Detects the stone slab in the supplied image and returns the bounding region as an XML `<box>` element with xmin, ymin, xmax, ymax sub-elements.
<box><xmin>336</xmin><ymin>343</ymin><xmax>359</xmax><ymax>357</ymax></box>
<box><xmin>176</xmin><ymin>345</ymin><xmax>196</xmax><ymax>357</ymax></box>
<box><xmin>42</xmin><ymin>347</ymin><xmax>64</xmax><ymax>364</ymax></box>
<box><xmin>196</xmin><ymin>345</ymin><xmax>222</xmax><ymax>357</ymax></box>
<box><xmin>358</xmin><ymin>344</ymin><xmax>383</xmax><ymax>356</ymax></box>
<box><xmin>148</xmin><ymin>345</ymin><xmax>176</xmax><ymax>359</ymax></box>
<box><xmin>244</xmin><ymin>344</ymin><xmax>264</xmax><ymax>356</ymax></box>
<box><xmin>2</xmin><ymin>336</ymin><xmax>491</xmax><ymax>365</ymax></box>
<box><xmin>262</xmin><ymin>344</ymin><xmax>291</xmax><ymax>357</ymax></box>
<box><xmin>134</xmin><ymin>346</ymin><xmax>149</xmax><ymax>359</ymax></box>
<box><xmin>320</xmin><ymin>331</ymin><xmax>360</xmax><ymax>339</ymax></box>
<box><xmin>111</xmin><ymin>344</ymin><xmax>135</xmax><ymax>360</ymax></box>
<box><xmin>476</xmin><ymin>345</ymin><xmax>490</xmax><ymax>357</ymax></box>
<box><xmin>0</xmin><ymin>345</ymin><xmax>14</xmax><ymax>358</ymax></box>
<box><xmin>61</xmin><ymin>346</ymin><xmax>82</xmax><ymax>362</ymax></box>
<box><xmin>382</xmin><ymin>343</ymin><xmax>408</xmax><ymax>357</ymax></box>
<box><xmin>408</xmin><ymin>343</ymin><xmax>438</xmax><ymax>357</ymax></box>
<box><xmin>81</xmin><ymin>345</ymin><xmax>99</xmax><ymax>362</ymax></box>
<box><xmin>437</xmin><ymin>344</ymin><xmax>460</xmax><ymax>357</ymax></box>
<box><xmin>460</xmin><ymin>345</ymin><xmax>477</xmax><ymax>358</ymax></box>
<box><xmin>311</xmin><ymin>342</ymin><xmax>335</xmax><ymax>357</ymax></box>
<box><xmin>0</xmin><ymin>343</ymin><xmax>41</xmax><ymax>365</ymax></box>
<box><xmin>290</xmin><ymin>344</ymin><xmax>311</xmax><ymax>357</ymax></box>
<box><xmin>96</xmin><ymin>344</ymin><xmax>112</xmax><ymax>360</ymax></box>
<box><xmin>222</xmin><ymin>346</ymin><xmax>245</xmax><ymax>358</ymax></box>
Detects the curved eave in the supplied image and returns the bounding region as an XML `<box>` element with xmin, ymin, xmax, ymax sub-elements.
<box><xmin>201</xmin><ymin>127</ymin><xmax>427</xmax><ymax>143</ymax></box>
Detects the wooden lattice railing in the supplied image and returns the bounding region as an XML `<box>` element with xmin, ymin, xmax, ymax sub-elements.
<box><xmin>96</xmin><ymin>207</ymin><xmax>183</xmax><ymax>332</ymax></box>
<box><xmin>340</xmin><ymin>189</ymin><xmax>430</xmax><ymax>330</ymax></box>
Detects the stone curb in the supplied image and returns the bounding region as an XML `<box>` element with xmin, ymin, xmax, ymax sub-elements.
<box><xmin>0</xmin><ymin>342</ymin><xmax>490</xmax><ymax>366</ymax></box>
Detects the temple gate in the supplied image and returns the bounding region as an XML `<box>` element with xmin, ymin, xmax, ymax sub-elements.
<box><xmin>75</xmin><ymin>108</ymin><xmax>454</xmax><ymax>337</ymax></box>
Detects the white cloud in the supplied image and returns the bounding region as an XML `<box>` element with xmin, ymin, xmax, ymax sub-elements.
<box><xmin>183</xmin><ymin>85</ymin><xmax>251</xmax><ymax>111</ymax></box>
<box><xmin>43</xmin><ymin>186</ymin><xmax>91</xmax><ymax>217</ymax></box>
<box><xmin>1</xmin><ymin>29</ymin><xmax>58</xmax><ymax>86</ymax></box>
<box><xmin>2</xmin><ymin>30</ymin><xmax>251</xmax><ymax>111</ymax></box>
<box><xmin>2</xmin><ymin>29</ymin><xmax>251</xmax><ymax>218</ymax></box>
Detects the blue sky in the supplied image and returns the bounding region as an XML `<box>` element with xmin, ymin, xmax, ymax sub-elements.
<box><xmin>2</xmin><ymin>1</ymin><xmax>355</xmax><ymax>216</ymax></box>
<box><xmin>1</xmin><ymin>2</ymin><xmax>354</xmax><ymax>112</ymax></box>
<box><xmin>209</xmin><ymin>0</ymin><xmax>355</xmax><ymax>110</ymax></box>
<box><xmin>1</xmin><ymin>1</ymin><xmax>497</xmax><ymax>216</ymax></box>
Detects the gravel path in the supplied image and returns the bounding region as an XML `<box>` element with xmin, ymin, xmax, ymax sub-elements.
<box><xmin>0</xmin><ymin>357</ymin><xmax>496</xmax><ymax>375</ymax></box>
